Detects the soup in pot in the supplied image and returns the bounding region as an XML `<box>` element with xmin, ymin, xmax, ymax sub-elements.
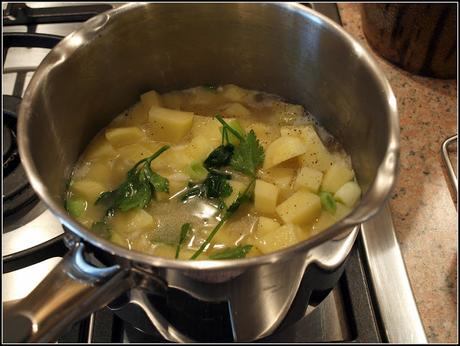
<box><xmin>65</xmin><ymin>85</ymin><xmax>361</xmax><ymax>260</ymax></box>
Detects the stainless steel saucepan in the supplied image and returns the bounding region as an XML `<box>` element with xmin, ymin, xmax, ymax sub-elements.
<box><xmin>6</xmin><ymin>3</ymin><xmax>399</xmax><ymax>342</ymax></box>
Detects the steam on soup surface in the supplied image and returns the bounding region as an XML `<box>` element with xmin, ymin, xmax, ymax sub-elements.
<box><xmin>65</xmin><ymin>85</ymin><xmax>361</xmax><ymax>260</ymax></box>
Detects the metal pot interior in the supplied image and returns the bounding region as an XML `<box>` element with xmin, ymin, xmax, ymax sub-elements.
<box><xmin>18</xmin><ymin>3</ymin><xmax>399</xmax><ymax>269</ymax></box>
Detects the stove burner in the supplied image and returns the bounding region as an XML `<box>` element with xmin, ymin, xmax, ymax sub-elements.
<box><xmin>3</xmin><ymin>95</ymin><xmax>39</xmax><ymax>230</ymax></box>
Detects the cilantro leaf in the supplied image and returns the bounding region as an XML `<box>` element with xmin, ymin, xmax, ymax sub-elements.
<box><xmin>175</xmin><ymin>223</ymin><xmax>192</xmax><ymax>259</ymax></box>
<box><xmin>203</xmin><ymin>173</ymin><xmax>233</xmax><ymax>199</ymax></box>
<box><xmin>215</xmin><ymin>115</ymin><xmax>264</xmax><ymax>178</ymax></box>
<box><xmin>203</xmin><ymin>144</ymin><xmax>234</xmax><ymax>169</ymax></box>
<box><xmin>230</xmin><ymin>129</ymin><xmax>264</xmax><ymax>177</ymax></box>
<box><xmin>95</xmin><ymin>145</ymin><xmax>170</xmax><ymax>216</ymax></box>
<box><xmin>209</xmin><ymin>245</ymin><xmax>253</xmax><ymax>260</ymax></box>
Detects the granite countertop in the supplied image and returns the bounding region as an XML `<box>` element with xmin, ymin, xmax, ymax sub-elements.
<box><xmin>338</xmin><ymin>4</ymin><xmax>457</xmax><ymax>343</ymax></box>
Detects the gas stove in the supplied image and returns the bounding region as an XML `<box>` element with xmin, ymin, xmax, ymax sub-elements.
<box><xmin>2</xmin><ymin>3</ymin><xmax>427</xmax><ymax>343</ymax></box>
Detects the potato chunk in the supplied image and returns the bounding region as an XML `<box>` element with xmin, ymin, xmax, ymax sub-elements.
<box><xmin>190</xmin><ymin>115</ymin><xmax>222</xmax><ymax>147</ymax></box>
<box><xmin>255</xmin><ymin>224</ymin><xmax>300</xmax><ymax>254</ymax></box>
<box><xmin>255</xmin><ymin>217</ymin><xmax>280</xmax><ymax>237</ymax></box>
<box><xmin>84</xmin><ymin>137</ymin><xmax>117</xmax><ymax>161</ymax></box>
<box><xmin>222</xmin><ymin>84</ymin><xmax>248</xmax><ymax>102</ymax></box>
<box><xmin>321</xmin><ymin>163</ymin><xmax>354</xmax><ymax>193</ymax></box>
<box><xmin>117</xmin><ymin>143</ymin><xmax>153</xmax><ymax>164</ymax></box>
<box><xmin>294</xmin><ymin>166</ymin><xmax>323</xmax><ymax>193</ymax></box>
<box><xmin>71</xmin><ymin>180</ymin><xmax>106</xmax><ymax>203</ymax></box>
<box><xmin>281</xmin><ymin>125</ymin><xmax>333</xmax><ymax>172</ymax></box>
<box><xmin>254</xmin><ymin>180</ymin><xmax>279</xmax><ymax>215</ymax></box>
<box><xmin>222</xmin><ymin>103</ymin><xmax>251</xmax><ymax>117</ymax></box>
<box><xmin>334</xmin><ymin>181</ymin><xmax>361</xmax><ymax>208</ymax></box>
<box><xmin>105</xmin><ymin>127</ymin><xmax>145</xmax><ymax>148</ymax></box>
<box><xmin>140</xmin><ymin>90</ymin><xmax>162</xmax><ymax>109</ymax></box>
<box><xmin>263</xmin><ymin>136</ymin><xmax>308</xmax><ymax>169</ymax></box>
<box><xmin>276</xmin><ymin>189</ymin><xmax>321</xmax><ymax>225</ymax></box>
<box><xmin>259</xmin><ymin>167</ymin><xmax>295</xmax><ymax>201</ymax></box>
<box><xmin>148</xmin><ymin>107</ymin><xmax>194</xmax><ymax>143</ymax></box>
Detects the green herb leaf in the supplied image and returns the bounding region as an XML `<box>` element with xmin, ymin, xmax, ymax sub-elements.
<box><xmin>320</xmin><ymin>191</ymin><xmax>336</xmax><ymax>214</ymax></box>
<box><xmin>203</xmin><ymin>144</ymin><xmax>234</xmax><ymax>169</ymax></box>
<box><xmin>209</xmin><ymin>245</ymin><xmax>253</xmax><ymax>260</ymax></box>
<box><xmin>145</xmin><ymin>168</ymin><xmax>169</xmax><ymax>193</ymax></box>
<box><xmin>226</xmin><ymin>178</ymin><xmax>255</xmax><ymax>216</ymax></box>
<box><xmin>96</xmin><ymin>145</ymin><xmax>170</xmax><ymax>216</ymax></box>
<box><xmin>203</xmin><ymin>173</ymin><xmax>233</xmax><ymax>199</ymax></box>
<box><xmin>180</xmin><ymin>172</ymin><xmax>232</xmax><ymax>203</ymax></box>
<box><xmin>65</xmin><ymin>197</ymin><xmax>87</xmax><ymax>217</ymax></box>
<box><xmin>230</xmin><ymin>130</ymin><xmax>265</xmax><ymax>177</ymax></box>
<box><xmin>175</xmin><ymin>223</ymin><xmax>192</xmax><ymax>259</ymax></box>
<box><xmin>219</xmin><ymin>120</ymin><xmax>246</xmax><ymax>146</ymax></box>
<box><xmin>190</xmin><ymin>178</ymin><xmax>255</xmax><ymax>260</ymax></box>
<box><xmin>91</xmin><ymin>221</ymin><xmax>111</xmax><ymax>239</ymax></box>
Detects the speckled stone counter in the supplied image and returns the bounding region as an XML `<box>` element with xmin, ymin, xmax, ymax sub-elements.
<box><xmin>337</xmin><ymin>4</ymin><xmax>457</xmax><ymax>343</ymax></box>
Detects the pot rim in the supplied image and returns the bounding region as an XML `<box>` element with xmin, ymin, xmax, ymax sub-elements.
<box><xmin>17</xmin><ymin>2</ymin><xmax>399</xmax><ymax>271</ymax></box>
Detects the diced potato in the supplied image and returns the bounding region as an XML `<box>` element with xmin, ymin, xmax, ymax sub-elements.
<box><xmin>312</xmin><ymin>211</ymin><xmax>337</xmax><ymax>234</ymax></box>
<box><xmin>246</xmin><ymin>122</ymin><xmax>279</xmax><ymax>149</ymax></box>
<box><xmin>168</xmin><ymin>173</ymin><xmax>189</xmax><ymax>195</ymax></box>
<box><xmin>140</xmin><ymin>90</ymin><xmax>162</xmax><ymax>109</ymax></box>
<box><xmin>189</xmin><ymin>87</ymin><xmax>217</xmax><ymax>106</ymax></box>
<box><xmin>71</xmin><ymin>180</ymin><xmax>106</xmax><ymax>203</ymax></box>
<box><xmin>126</xmin><ymin>102</ymin><xmax>148</xmax><ymax>125</ymax></box>
<box><xmin>255</xmin><ymin>224</ymin><xmax>300</xmax><ymax>254</ymax></box>
<box><xmin>222</xmin><ymin>103</ymin><xmax>251</xmax><ymax>117</ymax></box>
<box><xmin>276</xmin><ymin>189</ymin><xmax>321</xmax><ymax>225</ymax></box>
<box><xmin>263</xmin><ymin>136</ymin><xmax>308</xmax><ymax>169</ymax></box>
<box><xmin>259</xmin><ymin>167</ymin><xmax>295</xmax><ymax>201</ymax></box>
<box><xmin>153</xmin><ymin>243</ymin><xmax>176</xmax><ymax>259</ymax></box>
<box><xmin>111</xmin><ymin>231</ymin><xmax>130</xmax><ymax>248</ymax></box>
<box><xmin>254</xmin><ymin>180</ymin><xmax>279</xmax><ymax>215</ymax></box>
<box><xmin>224</xmin><ymin>180</ymin><xmax>247</xmax><ymax>207</ymax></box>
<box><xmin>105</xmin><ymin>127</ymin><xmax>145</xmax><ymax>148</ymax></box>
<box><xmin>334</xmin><ymin>181</ymin><xmax>361</xmax><ymax>208</ymax></box>
<box><xmin>186</xmin><ymin>135</ymin><xmax>214</xmax><ymax>162</ymax></box>
<box><xmin>191</xmin><ymin>115</ymin><xmax>222</xmax><ymax>147</ymax></box>
<box><xmin>222</xmin><ymin>84</ymin><xmax>248</xmax><ymax>102</ymax></box>
<box><xmin>155</xmin><ymin>191</ymin><xmax>170</xmax><ymax>202</ymax></box>
<box><xmin>294</xmin><ymin>166</ymin><xmax>323</xmax><ymax>193</ymax></box>
<box><xmin>321</xmin><ymin>163</ymin><xmax>354</xmax><ymax>193</ymax></box>
<box><xmin>85</xmin><ymin>162</ymin><xmax>112</xmax><ymax>186</ymax></box>
<box><xmin>273</xmin><ymin>103</ymin><xmax>305</xmax><ymax>125</ymax></box>
<box><xmin>161</xmin><ymin>91</ymin><xmax>184</xmax><ymax>110</ymax></box>
<box><xmin>281</xmin><ymin>125</ymin><xmax>333</xmax><ymax>172</ymax></box>
<box><xmin>212</xmin><ymin>225</ymin><xmax>242</xmax><ymax>247</ymax></box>
<box><xmin>335</xmin><ymin>202</ymin><xmax>352</xmax><ymax>220</ymax></box>
<box><xmin>117</xmin><ymin>143</ymin><xmax>153</xmax><ymax>164</ymax></box>
<box><xmin>111</xmin><ymin>209</ymin><xmax>155</xmax><ymax>235</ymax></box>
<box><xmin>255</xmin><ymin>217</ymin><xmax>280</xmax><ymax>237</ymax></box>
<box><xmin>127</xmin><ymin>209</ymin><xmax>155</xmax><ymax>230</ymax></box>
<box><xmin>148</xmin><ymin>107</ymin><xmax>194</xmax><ymax>143</ymax></box>
<box><xmin>84</xmin><ymin>137</ymin><xmax>118</xmax><ymax>161</ymax></box>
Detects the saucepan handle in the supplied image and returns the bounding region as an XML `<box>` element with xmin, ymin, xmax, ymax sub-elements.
<box><xmin>3</xmin><ymin>242</ymin><xmax>134</xmax><ymax>342</ymax></box>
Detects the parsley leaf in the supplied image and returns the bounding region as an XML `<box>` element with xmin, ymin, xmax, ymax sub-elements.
<box><xmin>96</xmin><ymin>145</ymin><xmax>170</xmax><ymax>216</ymax></box>
<box><xmin>180</xmin><ymin>172</ymin><xmax>232</xmax><ymax>205</ymax></box>
<box><xmin>203</xmin><ymin>144</ymin><xmax>234</xmax><ymax>169</ymax></box>
<box><xmin>230</xmin><ymin>130</ymin><xmax>265</xmax><ymax>177</ymax></box>
<box><xmin>190</xmin><ymin>178</ymin><xmax>255</xmax><ymax>260</ymax></box>
<box><xmin>175</xmin><ymin>223</ymin><xmax>192</xmax><ymax>259</ymax></box>
<box><xmin>215</xmin><ymin>115</ymin><xmax>264</xmax><ymax>177</ymax></box>
<box><xmin>209</xmin><ymin>245</ymin><xmax>253</xmax><ymax>260</ymax></box>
